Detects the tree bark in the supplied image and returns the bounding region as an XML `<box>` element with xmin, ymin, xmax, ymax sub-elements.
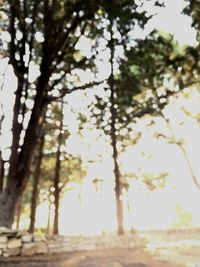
<box><xmin>0</xmin><ymin>188</ymin><xmax>19</xmax><ymax>228</ymax></box>
<box><xmin>0</xmin><ymin>151</ymin><xmax>4</xmax><ymax>193</ymax></box>
<box><xmin>29</xmin><ymin>135</ymin><xmax>45</xmax><ymax>233</ymax></box>
<box><xmin>0</xmin><ymin>1</ymin><xmax>52</xmax><ymax>226</ymax></box>
<box><xmin>0</xmin><ymin>94</ymin><xmax>47</xmax><ymax>228</ymax></box>
<box><xmin>53</xmin><ymin>108</ymin><xmax>63</xmax><ymax>235</ymax></box>
<box><xmin>15</xmin><ymin>195</ymin><xmax>23</xmax><ymax>229</ymax></box>
<box><xmin>46</xmin><ymin>189</ymin><xmax>52</xmax><ymax>235</ymax></box>
<box><xmin>108</xmin><ymin>19</ymin><xmax>124</xmax><ymax>235</ymax></box>
<box><xmin>53</xmin><ymin>142</ymin><xmax>61</xmax><ymax>235</ymax></box>
<box><xmin>110</xmin><ymin>111</ymin><xmax>124</xmax><ymax>235</ymax></box>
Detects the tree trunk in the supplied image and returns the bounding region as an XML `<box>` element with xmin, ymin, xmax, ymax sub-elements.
<box><xmin>0</xmin><ymin>74</ymin><xmax>48</xmax><ymax>227</ymax></box>
<box><xmin>15</xmin><ymin>195</ymin><xmax>23</xmax><ymax>229</ymax></box>
<box><xmin>1</xmin><ymin>0</ymin><xmax>99</xmax><ymax>229</ymax></box>
<box><xmin>53</xmin><ymin>113</ymin><xmax>63</xmax><ymax>235</ymax></box>
<box><xmin>0</xmin><ymin>151</ymin><xmax>4</xmax><ymax>193</ymax></box>
<box><xmin>46</xmin><ymin>190</ymin><xmax>52</xmax><ymax>235</ymax></box>
<box><xmin>0</xmin><ymin>188</ymin><xmax>19</xmax><ymax>228</ymax></box>
<box><xmin>125</xmin><ymin>189</ymin><xmax>134</xmax><ymax>234</ymax></box>
<box><xmin>178</xmin><ymin>144</ymin><xmax>200</xmax><ymax>190</ymax></box>
<box><xmin>110</xmin><ymin>122</ymin><xmax>124</xmax><ymax>235</ymax></box>
<box><xmin>29</xmin><ymin>135</ymin><xmax>45</xmax><ymax>233</ymax></box>
<box><xmin>108</xmin><ymin>19</ymin><xmax>124</xmax><ymax>235</ymax></box>
<box><xmin>53</xmin><ymin>146</ymin><xmax>61</xmax><ymax>235</ymax></box>
<box><xmin>165</xmin><ymin>118</ymin><xmax>200</xmax><ymax>191</ymax></box>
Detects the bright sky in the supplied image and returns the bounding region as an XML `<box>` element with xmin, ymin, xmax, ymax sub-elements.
<box><xmin>143</xmin><ymin>0</ymin><xmax>197</xmax><ymax>46</ymax></box>
<box><xmin>155</xmin><ymin>0</ymin><xmax>197</xmax><ymax>46</ymax></box>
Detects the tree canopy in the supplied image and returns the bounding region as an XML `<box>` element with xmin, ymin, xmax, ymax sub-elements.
<box><xmin>0</xmin><ymin>0</ymin><xmax>200</xmax><ymax>234</ymax></box>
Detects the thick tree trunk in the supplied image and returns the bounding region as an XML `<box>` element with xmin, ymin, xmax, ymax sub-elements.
<box><xmin>0</xmin><ymin>74</ymin><xmax>48</xmax><ymax>227</ymax></box>
<box><xmin>0</xmin><ymin>188</ymin><xmax>19</xmax><ymax>228</ymax></box>
<box><xmin>2</xmin><ymin>0</ymin><xmax>99</xmax><ymax>229</ymax></box>
<box><xmin>109</xmin><ymin>20</ymin><xmax>124</xmax><ymax>235</ymax></box>
<box><xmin>7</xmin><ymin>77</ymin><xmax>25</xmax><ymax>185</ymax></box>
<box><xmin>29</xmin><ymin>136</ymin><xmax>44</xmax><ymax>233</ymax></box>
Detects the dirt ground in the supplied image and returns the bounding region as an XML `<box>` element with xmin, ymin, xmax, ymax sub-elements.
<box><xmin>0</xmin><ymin>247</ymin><xmax>182</xmax><ymax>267</ymax></box>
<box><xmin>1</xmin><ymin>231</ymin><xmax>200</xmax><ymax>267</ymax></box>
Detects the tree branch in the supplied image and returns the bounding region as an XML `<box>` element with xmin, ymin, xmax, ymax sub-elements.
<box><xmin>46</xmin><ymin>80</ymin><xmax>103</xmax><ymax>102</ymax></box>
<box><xmin>28</xmin><ymin>0</ymin><xmax>40</xmax><ymax>63</ymax></box>
<box><xmin>58</xmin><ymin>178</ymin><xmax>69</xmax><ymax>193</ymax></box>
<box><xmin>8</xmin><ymin>0</ymin><xmax>19</xmax><ymax>76</ymax></box>
<box><xmin>49</xmin><ymin>57</ymin><xmax>89</xmax><ymax>89</ymax></box>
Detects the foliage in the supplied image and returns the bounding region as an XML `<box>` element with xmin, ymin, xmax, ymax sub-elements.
<box><xmin>39</xmin><ymin>102</ymin><xmax>86</xmax><ymax>204</ymax></box>
<box><xmin>184</xmin><ymin>0</ymin><xmax>200</xmax><ymax>34</ymax></box>
<box><xmin>1</xmin><ymin>0</ymin><xmax>199</xmax><ymax>229</ymax></box>
<box><xmin>172</xmin><ymin>203</ymin><xmax>193</xmax><ymax>228</ymax></box>
<box><xmin>0</xmin><ymin>0</ymin><xmax>106</xmax><ymax>227</ymax></box>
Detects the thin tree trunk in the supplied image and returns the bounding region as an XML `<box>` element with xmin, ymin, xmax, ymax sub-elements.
<box><xmin>125</xmin><ymin>189</ymin><xmax>134</xmax><ymax>234</ymax></box>
<box><xmin>0</xmin><ymin>151</ymin><xmax>4</xmax><ymax>193</ymax></box>
<box><xmin>16</xmin><ymin>195</ymin><xmax>23</xmax><ymax>229</ymax></box>
<box><xmin>0</xmin><ymin>71</ymin><xmax>5</xmax><ymax>193</ymax></box>
<box><xmin>164</xmin><ymin>118</ymin><xmax>200</xmax><ymax>191</ymax></box>
<box><xmin>53</xmin><ymin>142</ymin><xmax>61</xmax><ymax>235</ymax></box>
<box><xmin>29</xmin><ymin>135</ymin><xmax>45</xmax><ymax>233</ymax></box>
<box><xmin>178</xmin><ymin>144</ymin><xmax>200</xmax><ymax>190</ymax></box>
<box><xmin>111</xmin><ymin>123</ymin><xmax>124</xmax><ymax>235</ymax></box>
<box><xmin>108</xmin><ymin>18</ymin><xmax>124</xmax><ymax>235</ymax></box>
<box><xmin>111</xmin><ymin>127</ymin><xmax>124</xmax><ymax>235</ymax></box>
<box><xmin>53</xmin><ymin>107</ymin><xmax>63</xmax><ymax>235</ymax></box>
<box><xmin>47</xmin><ymin>191</ymin><xmax>51</xmax><ymax>235</ymax></box>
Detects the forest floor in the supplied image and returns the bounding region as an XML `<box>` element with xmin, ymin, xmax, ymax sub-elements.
<box><xmin>0</xmin><ymin>230</ymin><xmax>200</xmax><ymax>267</ymax></box>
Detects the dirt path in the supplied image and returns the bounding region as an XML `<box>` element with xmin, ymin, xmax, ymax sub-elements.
<box><xmin>0</xmin><ymin>247</ymin><xmax>182</xmax><ymax>267</ymax></box>
<box><xmin>1</xmin><ymin>230</ymin><xmax>200</xmax><ymax>267</ymax></box>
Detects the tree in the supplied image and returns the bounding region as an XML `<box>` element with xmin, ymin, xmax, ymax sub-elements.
<box><xmin>52</xmin><ymin>101</ymin><xmax>65</xmax><ymax>235</ymax></box>
<box><xmin>119</xmin><ymin>21</ymin><xmax>200</xmax><ymax>190</ymax></box>
<box><xmin>29</xmin><ymin>134</ymin><xmax>45</xmax><ymax>233</ymax></box>
<box><xmin>92</xmin><ymin>0</ymin><xmax>154</xmax><ymax>235</ymax></box>
<box><xmin>53</xmin><ymin>120</ymin><xmax>62</xmax><ymax>235</ymax></box>
<box><xmin>154</xmin><ymin>117</ymin><xmax>200</xmax><ymax>191</ymax></box>
<box><xmin>0</xmin><ymin>0</ymin><xmax>102</xmax><ymax>227</ymax></box>
<box><xmin>86</xmin><ymin>1</ymin><xmax>164</xmax><ymax>235</ymax></box>
<box><xmin>0</xmin><ymin>66</ymin><xmax>6</xmax><ymax>193</ymax></box>
<box><xmin>0</xmin><ymin>151</ymin><xmax>4</xmax><ymax>193</ymax></box>
<box><xmin>0</xmin><ymin>0</ymin><xmax>181</xmax><ymax>230</ymax></box>
<box><xmin>34</xmin><ymin>101</ymin><xmax>86</xmax><ymax>235</ymax></box>
<box><xmin>91</xmin><ymin>26</ymin><xmax>187</xmax><ymax>234</ymax></box>
<box><xmin>108</xmin><ymin>19</ymin><xmax>124</xmax><ymax>235</ymax></box>
<box><xmin>184</xmin><ymin>0</ymin><xmax>200</xmax><ymax>38</ymax></box>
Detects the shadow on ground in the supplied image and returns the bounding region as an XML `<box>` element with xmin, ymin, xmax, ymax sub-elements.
<box><xmin>0</xmin><ymin>247</ymin><xmax>182</xmax><ymax>267</ymax></box>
